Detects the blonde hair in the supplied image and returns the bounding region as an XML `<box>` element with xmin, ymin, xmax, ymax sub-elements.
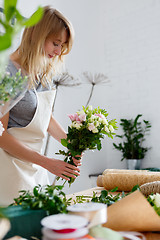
<box><xmin>17</xmin><ymin>6</ymin><xmax>74</xmax><ymax>88</ymax></box>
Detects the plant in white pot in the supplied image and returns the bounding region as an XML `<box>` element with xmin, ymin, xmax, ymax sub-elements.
<box><xmin>113</xmin><ymin>114</ymin><xmax>151</xmax><ymax>170</ymax></box>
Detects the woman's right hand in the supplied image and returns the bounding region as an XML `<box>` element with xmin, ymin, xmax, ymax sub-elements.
<box><xmin>42</xmin><ymin>158</ymin><xmax>80</xmax><ymax>181</ymax></box>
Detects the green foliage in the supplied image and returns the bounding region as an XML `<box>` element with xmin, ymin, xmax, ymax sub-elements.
<box><xmin>0</xmin><ymin>1</ymin><xmax>43</xmax><ymax>51</ymax></box>
<box><xmin>113</xmin><ymin>114</ymin><xmax>151</xmax><ymax>161</ymax></box>
<box><xmin>11</xmin><ymin>184</ymin><xmax>68</xmax><ymax>215</ymax></box>
<box><xmin>0</xmin><ymin>70</ymin><xmax>28</xmax><ymax>103</ymax></box>
<box><xmin>71</xmin><ymin>185</ymin><xmax>140</xmax><ymax>206</ymax></box>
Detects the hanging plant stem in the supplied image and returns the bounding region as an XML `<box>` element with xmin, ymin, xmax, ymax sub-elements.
<box><xmin>85</xmin><ymin>82</ymin><xmax>95</xmax><ymax>107</ymax></box>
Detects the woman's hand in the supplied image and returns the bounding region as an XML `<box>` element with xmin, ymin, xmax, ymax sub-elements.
<box><xmin>42</xmin><ymin>158</ymin><xmax>80</xmax><ymax>181</ymax></box>
<box><xmin>72</xmin><ymin>153</ymin><xmax>83</xmax><ymax>166</ymax></box>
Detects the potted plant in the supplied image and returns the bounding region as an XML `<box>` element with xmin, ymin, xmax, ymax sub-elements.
<box><xmin>113</xmin><ymin>114</ymin><xmax>151</xmax><ymax>170</ymax></box>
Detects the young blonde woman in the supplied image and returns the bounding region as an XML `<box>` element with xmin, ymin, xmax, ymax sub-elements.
<box><xmin>0</xmin><ymin>6</ymin><xmax>81</xmax><ymax>206</ymax></box>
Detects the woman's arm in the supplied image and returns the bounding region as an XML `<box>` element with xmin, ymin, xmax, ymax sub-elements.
<box><xmin>47</xmin><ymin>115</ymin><xmax>82</xmax><ymax>166</ymax></box>
<box><xmin>47</xmin><ymin>114</ymin><xmax>67</xmax><ymax>143</ymax></box>
<box><xmin>0</xmin><ymin>113</ymin><xmax>80</xmax><ymax>181</ymax></box>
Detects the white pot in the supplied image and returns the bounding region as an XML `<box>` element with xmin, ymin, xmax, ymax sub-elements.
<box><xmin>126</xmin><ymin>159</ymin><xmax>142</xmax><ymax>170</ymax></box>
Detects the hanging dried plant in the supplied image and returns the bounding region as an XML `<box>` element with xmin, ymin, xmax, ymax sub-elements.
<box><xmin>82</xmin><ymin>72</ymin><xmax>110</xmax><ymax>107</ymax></box>
<box><xmin>44</xmin><ymin>71</ymin><xmax>81</xmax><ymax>156</ymax></box>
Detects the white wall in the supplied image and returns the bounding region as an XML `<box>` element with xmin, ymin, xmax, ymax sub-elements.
<box><xmin>1</xmin><ymin>0</ymin><xmax>160</xmax><ymax>194</ymax></box>
<box><xmin>46</xmin><ymin>0</ymin><xmax>160</xmax><ymax>194</ymax></box>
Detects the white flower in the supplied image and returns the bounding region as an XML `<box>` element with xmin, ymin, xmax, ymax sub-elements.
<box><xmin>0</xmin><ymin>121</ymin><xmax>4</xmax><ymax>136</ymax></box>
<box><xmin>102</xmin><ymin>118</ymin><xmax>108</xmax><ymax>125</ymax></box>
<box><xmin>109</xmin><ymin>125</ymin><xmax>114</xmax><ymax>133</ymax></box>
<box><xmin>92</xmin><ymin>127</ymin><xmax>98</xmax><ymax>133</ymax></box>
<box><xmin>94</xmin><ymin>120</ymin><xmax>100</xmax><ymax>127</ymax></box>
<box><xmin>151</xmin><ymin>193</ymin><xmax>160</xmax><ymax>208</ymax></box>
<box><xmin>88</xmin><ymin>105</ymin><xmax>93</xmax><ymax>111</ymax></box>
<box><xmin>104</xmin><ymin>125</ymin><xmax>110</xmax><ymax>133</ymax></box>
<box><xmin>71</xmin><ymin>121</ymin><xmax>82</xmax><ymax>129</ymax></box>
<box><xmin>88</xmin><ymin>123</ymin><xmax>95</xmax><ymax>131</ymax></box>
<box><xmin>90</xmin><ymin>115</ymin><xmax>97</xmax><ymax>122</ymax></box>
<box><xmin>78</xmin><ymin>111</ymin><xmax>86</xmax><ymax>122</ymax></box>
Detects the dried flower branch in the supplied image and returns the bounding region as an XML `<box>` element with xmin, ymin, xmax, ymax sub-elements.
<box><xmin>44</xmin><ymin>72</ymin><xmax>81</xmax><ymax>156</ymax></box>
<box><xmin>82</xmin><ymin>72</ymin><xmax>110</xmax><ymax>107</ymax></box>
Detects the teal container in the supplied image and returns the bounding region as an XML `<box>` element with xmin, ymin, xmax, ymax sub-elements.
<box><xmin>0</xmin><ymin>205</ymin><xmax>47</xmax><ymax>239</ymax></box>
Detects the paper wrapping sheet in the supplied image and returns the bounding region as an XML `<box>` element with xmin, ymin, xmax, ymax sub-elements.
<box><xmin>103</xmin><ymin>190</ymin><xmax>160</xmax><ymax>232</ymax></box>
<box><xmin>100</xmin><ymin>169</ymin><xmax>160</xmax><ymax>191</ymax></box>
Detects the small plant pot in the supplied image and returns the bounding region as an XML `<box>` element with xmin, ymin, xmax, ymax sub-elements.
<box><xmin>126</xmin><ymin>159</ymin><xmax>142</xmax><ymax>170</ymax></box>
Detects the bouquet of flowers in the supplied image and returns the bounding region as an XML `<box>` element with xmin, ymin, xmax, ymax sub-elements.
<box><xmin>56</xmin><ymin>105</ymin><xmax>117</xmax><ymax>185</ymax></box>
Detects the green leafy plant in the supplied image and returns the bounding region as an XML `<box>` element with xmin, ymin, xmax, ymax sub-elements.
<box><xmin>0</xmin><ymin>0</ymin><xmax>43</xmax><ymax>126</ymax></box>
<box><xmin>0</xmin><ymin>0</ymin><xmax>43</xmax><ymax>51</ymax></box>
<box><xmin>113</xmin><ymin>114</ymin><xmax>151</xmax><ymax>161</ymax></box>
<box><xmin>11</xmin><ymin>184</ymin><xmax>68</xmax><ymax>215</ymax></box>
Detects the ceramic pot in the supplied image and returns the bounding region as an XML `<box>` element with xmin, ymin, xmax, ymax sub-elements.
<box><xmin>126</xmin><ymin>159</ymin><xmax>142</xmax><ymax>170</ymax></box>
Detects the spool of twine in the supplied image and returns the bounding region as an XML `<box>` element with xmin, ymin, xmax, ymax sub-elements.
<box><xmin>140</xmin><ymin>181</ymin><xmax>160</xmax><ymax>197</ymax></box>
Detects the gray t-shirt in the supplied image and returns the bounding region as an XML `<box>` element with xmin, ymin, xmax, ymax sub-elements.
<box><xmin>7</xmin><ymin>60</ymin><xmax>49</xmax><ymax>129</ymax></box>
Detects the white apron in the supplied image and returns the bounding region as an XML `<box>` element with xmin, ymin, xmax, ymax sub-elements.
<box><xmin>0</xmin><ymin>89</ymin><xmax>55</xmax><ymax>206</ymax></box>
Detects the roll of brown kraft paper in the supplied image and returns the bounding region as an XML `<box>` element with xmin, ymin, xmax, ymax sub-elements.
<box><xmin>101</xmin><ymin>170</ymin><xmax>160</xmax><ymax>192</ymax></box>
<box><xmin>97</xmin><ymin>169</ymin><xmax>148</xmax><ymax>188</ymax></box>
<box><xmin>97</xmin><ymin>175</ymin><xmax>103</xmax><ymax>187</ymax></box>
<box><xmin>102</xmin><ymin>169</ymin><xmax>148</xmax><ymax>175</ymax></box>
<box><xmin>97</xmin><ymin>169</ymin><xmax>148</xmax><ymax>187</ymax></box>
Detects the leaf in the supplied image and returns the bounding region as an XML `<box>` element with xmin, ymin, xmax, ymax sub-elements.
<box><xmin>110</xmin><ymin>187</ymin><xmax>118</xmax><ymax>192</ymax></box>
<box><xmin>33</xmin><ymin>186</ymin><xmax>38</xmax><ymax>197</ymax></box>
<box><xmin>133</xmin><ymin>114</ymin><xmax>142</xmax><ymax>128</ymax></box>
<box><xmin>4</xmin><ymin>0</ymin><xmax>17</xmax><ymax>21</ymax></box>
<box><xmin>22</xmin><ymin>7</ymin><xmax>43</xmax><ymax>27</ymax></box>
<box><xmin>0</xmin><ymin>33</ymin><xmax>12</xmax><ymax>51</ymax></box>
<box><xmin>61</xmin><ymin>138</ymin><xmax>68</xmax><ymax>147</ymax></box>
<box><xmin>100</xmin><ymin>190</ymin><xmax>108</xmax><ymax>198</ymax></box>
<box><xmin>131</xmin><ymin>184</ymin><xmax>140</xmax><ymax>192</ymax></box>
